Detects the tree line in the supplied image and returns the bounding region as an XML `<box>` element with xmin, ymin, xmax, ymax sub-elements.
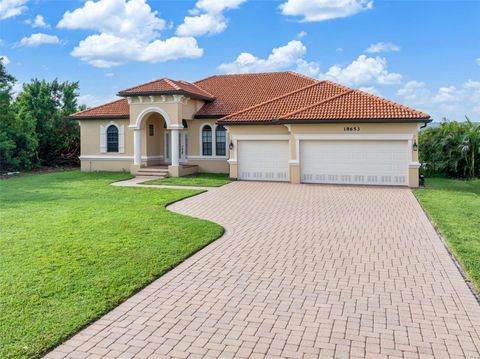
<box><xmin>419</xmin><ymin>120</ymin><xmax>480</xmax><ymax>178</ymax></box>
<box><xmin>0</xmin><ymin>59</ymin><xmax>82</xmax><ymax>173</ymax></box>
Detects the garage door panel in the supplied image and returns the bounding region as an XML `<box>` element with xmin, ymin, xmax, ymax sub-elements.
<box><xmin>238</xmin><ymin>141</ymin><xmax>289</xmax><ymax>182</ymax></box>
<box><xmin>301</xmin><ymin>140</ymin><xmax>408</xmax><ymax>186</ymax></box>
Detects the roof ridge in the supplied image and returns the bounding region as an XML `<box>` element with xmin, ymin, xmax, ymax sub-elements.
<box><xmin>181</xmin><ymin>80</ymin><xmax>216</xmax><ymax>98</ymax></box>
<box><xmin>353</xmin><ymin>88</ymin><xmax>430</xmax><ymax>118</ymax></box>
<box><xmin>281</xmin><ymin>89</ymin><xmax>353</xmax><ymax>119</ymax></box>
<box><xmin>165</xmin><ymin>78</ymin><xmax>181</xmax><ymax>90</ymax></box>
<box><xmin>221</xmin><ymin>81</ymin><xmax>327</xmax><ymax>121</ymax></box>
<box><xmin>72</xmin><ymin>98</ymin><xmax>125</xmax><ymax>116</ymax></box>
<box><xmin>120</xmin><ymin>77</ymin><xmax>168</xmax><ymax>93</ymax></box>
<box><xmin>286</xmin><ymin>70</ymin><xmax>320</xmax><ymax>83</ymax></box>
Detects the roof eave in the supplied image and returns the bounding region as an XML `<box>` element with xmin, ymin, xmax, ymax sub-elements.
<box><xmin>67</xmin><ymin>115</ymin><xmax>130</xmax><ymax>120</ymax></box>
<box><xmin>117</xmin><ymin>90</ymin><xmax>214</xmax><ymax>102</ymax></box>
<box><xmin>219</xmin><ymin>117</ymin><xmax>432</xmax><ymax>125</ymax></box>
<box><xmin>194</xmin><ymin>114</ymin><xmax>225</xmax><ymax>119</ymax></box>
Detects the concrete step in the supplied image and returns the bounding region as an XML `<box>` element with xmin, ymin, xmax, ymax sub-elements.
<box><xmin>136</xmin><ymin>171</ymin><xmax>169</xmax><ymax>177</ymax></box>
<box><xmin>138</xmin><ymin>167</ymin><xmax>169</xmax><ymax>173</ymax></box>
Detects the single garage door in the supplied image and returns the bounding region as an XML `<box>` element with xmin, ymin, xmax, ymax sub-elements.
<box><xmin>238</xmin><ymin>140</ymin><xmax>289</xmax><ymax>181</ymax></box>
<box><xmin>301</xmin><ymin>140</ymin><xmax>408</xmax><ymax>186</ymax></box>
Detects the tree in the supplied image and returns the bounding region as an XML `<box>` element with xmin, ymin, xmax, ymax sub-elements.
<box><xmin>0</xmin><ymin>59</ymin><xmax>38</xmax><ymax>171</ymax></box>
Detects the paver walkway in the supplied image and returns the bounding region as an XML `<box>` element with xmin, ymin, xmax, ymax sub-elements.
<box><xmin>46</xmin><ymin>182</ymin><xmax>480</xmax><ymax>359</ymax></box>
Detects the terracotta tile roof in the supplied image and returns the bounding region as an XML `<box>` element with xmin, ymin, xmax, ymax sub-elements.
<box><xmin>194</xmin><ymin>71</ymin><xmax>317</xmax><ymax>117</ymax></box>
<box><xmin>70</xmin><ymin>98</ymin><xmax>129</xmax><ymax>119</ymax></box>
<box><xmin>118</xmin><ymin>78</ymin><xmax>215</xmax><ymax>100</ymax></box>
<box><xmin>219</xmin><ymin>80</ymin><xmax>430</xmax><ymax>123</ymax></box>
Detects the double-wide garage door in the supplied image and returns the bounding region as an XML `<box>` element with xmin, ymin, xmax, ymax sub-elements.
<box><xmin>237</xmin><ymin>139</ymin><xmax>408</xmax><ymax>186</ymax></box>
<box><xmin>301</xmin><ymin>140</ymin><xmax>408</xmax><ymax>186</ymax></box>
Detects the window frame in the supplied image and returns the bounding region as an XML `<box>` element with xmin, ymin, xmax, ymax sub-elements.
<box><xmin>215</xmin><ymin>125</ymin><xmax>227</xmax><ymax>157</ymax></box>
<box><xmin>201</xmin><ymin>124</ymin><xmax>213</xmax><ymax>156</ymax></box>
<box><xmin>106</xmin><ymin>125</ymin><xmax>119</xmax><ymax>153</ymax></box>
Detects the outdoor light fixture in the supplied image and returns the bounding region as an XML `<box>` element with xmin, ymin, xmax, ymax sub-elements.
<box><xmin>229</xmin><ymin>141</ymin><xmax>234</xmax><ymax>150</ymax></box>
<box><xmin>412</xmin><ymin>139</ymin><xmax>418</xmax><ymax>151</ymax></box>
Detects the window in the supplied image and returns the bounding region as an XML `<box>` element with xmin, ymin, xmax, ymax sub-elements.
<box><xmin>215</xmin><ymin>125</ymin><xmax>226</xmax><ymax>156</ymax></box>
<box><xmin>202</xmin><ymin>125</ymin><xmax>212</xmax><ymax>156</ymax></box>
<box><xmin>149</xmin><ymin>124</ymin><xmax>154</xmax><ymax>136</ymax></box>
<box><xmin>106</xmin><ymin>125</ymin><xmax>119</xmax><ymax>152</ymax></box>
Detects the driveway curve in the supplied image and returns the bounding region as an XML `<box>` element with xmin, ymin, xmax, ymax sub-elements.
<box><xmin>46</xmin><ymin>182</ymin><xmax>480</xmax><ymax>359</ymax></box>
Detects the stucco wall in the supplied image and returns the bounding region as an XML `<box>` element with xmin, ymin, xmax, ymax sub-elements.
<box><xmin>80</xmin><ymin>119</ymin><xmax>133</xmax><ymax>156</ymax></box>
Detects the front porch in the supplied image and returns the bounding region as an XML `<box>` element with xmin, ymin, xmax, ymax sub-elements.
<box><xmin>129</xmin><ymin>110</ymin><xmax>197</xmax><ymax>178</ymax></box>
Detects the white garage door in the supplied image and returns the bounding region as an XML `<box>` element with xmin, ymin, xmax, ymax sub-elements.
<box><xmin>301</xmin><ymin>140</ymin><xmax>408</xmax><ymax>186</ymax></box>
<box><xmin>238</xmin><ymin>140</ymin><xmax>289</xmax><ymax>181</ymax></box>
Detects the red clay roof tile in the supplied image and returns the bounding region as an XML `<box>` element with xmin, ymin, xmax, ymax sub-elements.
<box><xmin>70</xmin><ymin>98</ymin><xmax>129</xmax><ymax>119</ymax></box>
<box><xmin>118</xmin><ymin>78</ymin><xmax>215</xmax><ymax>100</ymax></box>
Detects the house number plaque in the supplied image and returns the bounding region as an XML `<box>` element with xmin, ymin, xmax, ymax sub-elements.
<box><xmin>344</xmin><ymin>126</ymin><xmax>360</xmax><ymax>131</ymax></box>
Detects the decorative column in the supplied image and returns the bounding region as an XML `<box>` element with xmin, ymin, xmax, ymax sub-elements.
<box><xmin>171</xmin><ymin>128</ymin><xmax>179</xmax><ymax>167</ymax></box>
<box><xmin>133</xmin><ymin>128</ymin><xmax>141</xmax><ymax>165</ymax></box>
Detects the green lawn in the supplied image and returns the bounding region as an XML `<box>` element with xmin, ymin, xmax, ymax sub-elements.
<box><xmin>142</xmin><ymin>172</ymin><xmax>231</xmax><ymax>187</ymax></box>
<box><xmin>415</xmin><ymin>177</ymin><xmax>480</xmax><ymax>291</ymax></box>
<box><xmin>0</xmin><ymin>171</ymin><xmax>223</xmax><ymax>359</ymax></box>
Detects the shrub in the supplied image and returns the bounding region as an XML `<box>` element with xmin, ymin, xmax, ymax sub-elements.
<box><xmin>419</xmin><ymin>119</ymin><xmax>480</xmax><ymax>178</ymax></box>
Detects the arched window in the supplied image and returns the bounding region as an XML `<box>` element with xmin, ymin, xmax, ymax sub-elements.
<box><xmin>202</xmin><ymin>125</ymin><xmax>212</xmax><ymax>156</ymax></box>
<box><xmin>215</xmin><ymin>125</ymin><xmax>226</xmax><ymax>156</ymax></box>
<box><xmin>106</xmin><ymin>125</ymin><xmax>119</xmax><ymax>152</ymax></box>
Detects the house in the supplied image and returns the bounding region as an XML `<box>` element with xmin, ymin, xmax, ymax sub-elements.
<box><xmin>71</xmin><ymin>71</ymin><xmax>431</xmax><ymax>187</ymax></box>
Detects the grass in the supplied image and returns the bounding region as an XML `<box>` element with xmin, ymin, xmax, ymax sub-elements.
<box><xmin>415</xmin><ymin>177</ymin><xmax>480</xmax><ymax>291</ymax></box>
<box><xmin>142</xmin><ymin>172</ymin><xmax>231</xmax><ymax>187</ymax></box>
<box><xmin>0</xmin><ymin>171</ymin><xmax>223</xmax><ymax>359</ymax></box>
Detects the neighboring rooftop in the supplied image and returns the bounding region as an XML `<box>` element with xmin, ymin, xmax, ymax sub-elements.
<box><xmin>117</xmin><ymin>78</ymin><xmax>215</xmax><ymax>100</ymax></box>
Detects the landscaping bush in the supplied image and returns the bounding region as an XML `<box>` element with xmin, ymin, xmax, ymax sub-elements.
<box><xmin>419</xmin><ymin>119</ymin><xmax>480</xmax><ymax>178</ymax></box>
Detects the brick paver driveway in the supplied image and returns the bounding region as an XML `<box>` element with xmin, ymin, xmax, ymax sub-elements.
<box><xmin>46</xmin><ymin>182</ymin><xmax>480</xmax><ymax>359</ymax></box>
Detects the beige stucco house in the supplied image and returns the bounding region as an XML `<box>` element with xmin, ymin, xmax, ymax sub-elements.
<box><xmin>71</xmin><ymin>72</ymin><xmax>431</xmax><ymax>187</ymax></box>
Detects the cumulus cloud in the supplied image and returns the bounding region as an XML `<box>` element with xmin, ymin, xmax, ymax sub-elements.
<box><xmin>365</xmin><ymin>42</ymin><xmax>399</xmax><ymax>53</ymax></box>
<box><xmin>477</xmin><ymin>58</ymin><xmax>480</xmax><ymax>66</ymax></box>
<box><xmin>18</xmin><ymin>33</ymin><xmax>60</xmax><ymax>47</ymax></box>
<box><xmin>397</xmin><ymin>80</ymin><xmax>480</xmax><ymax>119</ymax></box>
<box><xmin>58</xmin><ymin>0</ymin><xmax>202</xmax><ymax>67</ymax></box>
<box><xmin>280</xmin><ymin>0</ymin><xmax>373</xmax><ymax>22</ymax></box>
<box><xmin>321</xmin><ymin>55</ymin><xmax>402</xmax><ymax>86</ymax></box>
<box><xmin>359</xmin><ymin>86</ymin><xmax>381</xmax><ymax>96</ymax></box>
<box><xmin>218</xmin><ymin>40</ymin><xmax>317</xmax><ymax>74</ymax></box>
<box><xmin>0</xmin><ymin>55</ymin><xmax>10</xmax><ymax>65</ymax></box>
<box><xmin>0</xmin><ymin>0</ymin><xmax>27</xmax><ymax>20</ymax></box>
<box><xmin>176</xmin><ymin>0</ymin><xmax>246</xmax><ymax>37</ymax></box>
<box><xmin>25</xmin><ymin>14</ymin><xmax>49</xmax><ymax>28</ymax></box>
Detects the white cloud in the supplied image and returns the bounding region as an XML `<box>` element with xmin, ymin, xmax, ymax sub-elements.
<box><xmin>177</xmin><ymin>13</ymin><xmax>227</xmax><ymax>37</ymax></box>
<box><xmin>0</xmin><ymin>0</ymin><xmax>27</xmax><ymax>20</ymax></box>
<box><xmin>432</xmin><ymin>86</ymin><xmax>462</xmax><ymax>104</ymax></box>
<box><xmin>72</xmin><ymin>33</ymin><xmax>202</xmax><ymax>68</ymax></box>
<box><xmin>19</xmin><ymin>33</ymin><xmax>60</xmax><ymax>47</ymax></box>
<box><xmin>218</xmin><ymin>40</ymin><xmax>314</xmax><ymax>74</ymax></box>
<box><xmin>58</xmin><ymin>0</ymin><xmax>203</xmax><ymax>67</ymax></box>
<box><xmin>365</xmin><ymin>42</ymin><xmax>399</xmax><ymax>53</ymax></box>
<box><xmin>280</xmin><ymin>0</ymin><xmax>373</xmax><ymax>22</ymax></box>
<box><xmin>25</xmin><ymin>14</ymin><xmax>49</xmax><ymax>28</ymax></box>
<box><xmin>105</xmin><ymin>72</ymin><xmax>114</xmax><ymax>77</ymax></box>
<box><xmin>322</xmin><ymin>55</ymin><xmax>402</xmax><ymax>86</ymax></box>
<box><xmin>396</xmin><ymin>80</ymin><xmax>429</xmax><ymax>102</ymax></box>
<box><xmin>0</xmin><ymin>55</ymin><xmax>10</xmax><ymax>65</ymax></box>
<box><xmin>476</xmin><ymin>58</ymin><xmax>480</xmax><ymax>66</ymax></box>
<box><xmin>176</xmin><ymin>0</ymin><xmax>246</xmax><ymax>37</ymax></box>
<box><xmin>359</xmin><ymin>86</ymin><xmax>381</xmax><ymax>96</ymax></box>
<box><xmin>297</xmin><ymin>31</ymin><xmax>307</xmax><ymax>39</ymax></box>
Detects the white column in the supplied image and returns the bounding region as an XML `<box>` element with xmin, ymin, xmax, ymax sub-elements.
<box><xmin>171</xmin><ymin>128</ymin><xmax>179</xmax><ymax>166</ymax></box>
<box><xmin>133</xmin><ymin>128</ymin><xmax>141</xmax><ymax>165</ymax></box>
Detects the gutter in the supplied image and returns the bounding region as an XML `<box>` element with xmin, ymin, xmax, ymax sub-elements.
<box><xmin>219</xmin><ymin>118</ymin><xmax>433</xmax><ymax>126</ymax></box>
<box><xmin>117</xmin><ymin>90</ymin><xmax>214</xmax><ymax>102</ymax></box>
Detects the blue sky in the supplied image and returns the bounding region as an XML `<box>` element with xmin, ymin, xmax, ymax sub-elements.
<box><xmin>0</xmin><ymin>0</ymin><xmax>479</xmax><ymax>121</ymax></box>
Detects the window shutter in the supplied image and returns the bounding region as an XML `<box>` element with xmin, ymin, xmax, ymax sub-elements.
<box><xmin>100</xmin><ymin>125</ymin><xmax>106</xmax><ymax>153</ymax></box>
<box><xmin>118</xmin><ymin>125</ymin><xmax>125</xmax><ymax>153</ymax></box>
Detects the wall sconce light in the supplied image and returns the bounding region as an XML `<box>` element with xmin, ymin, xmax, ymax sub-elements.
<box><xmin>412</xmin><ymin>139</ymin><xmax>418</xmax><ymax>151</ymax></box>
<box><xmin>229</xmin><ymin>141</ymin><xmax>234</xmax><ymax>150</ymax></box>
